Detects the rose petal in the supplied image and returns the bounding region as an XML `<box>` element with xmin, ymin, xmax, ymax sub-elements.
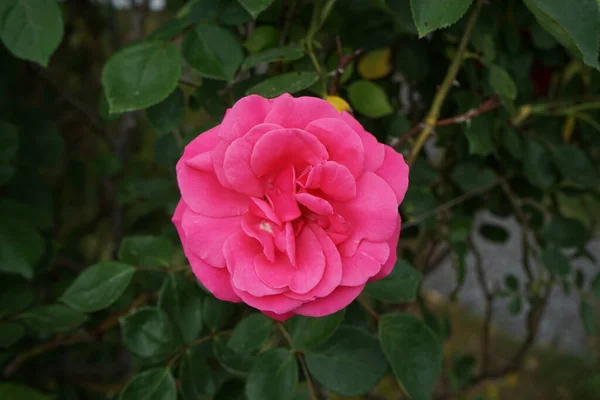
<box><xmin>333</xmin><ymin>172</ymin><xmax>398</xmax><ymax>257</ymax></box>
<box><xmin>320</xmin><ymin>161</ymin><xmax>356</xmax><ymax>201</ymax></box>
<box><xmin>185</xmin><ymin>152</ymin><xmax>213</xmax><ymax>172</ymax></box>
<box><xmin>224</xmin><ymin>232</ymin><xmax>285</xmax><ymax>297</ymax></box>
<box><xmin>222</xmin><ymin>123</ymin><xmax>282</xmax><ymax>197</ymax></box>
<box><xmin>177</xmin><ymin>126</ymin><xmax>221</xmax><ymax>166</ymax></box>
<box><xmin>211</xmin><ymin>141</ymin><xmax>232</xmax><ymax>188</ymax></box>
<box><xmin>341</xmin><ymin>112</ymin><xmax>384</xmax><ymax>171</ymax></box>
<box><xmin>172</xmin><ymin>200</ymin><xmax>187</xmax><ymax>243</ymax></box>
<box><xmin>294</xmin><ymin>285</ymin><xmax>364</xmax><ymax>317</ymax></box>
<box><xmin>305</xmin><ymin>118</ymin><xmax>364</xmax><ymax>176</ymax></box>
<box><xmin>295</xmin><ymin>193</ymin><xmax>333</xmax><ymax>215</ymax></box>
<box><xmin>261</xmin><ymin>310</ymin><xmax>294</xmax><ymax>321</ymax></box>
<box><xmin>370</xmin><ymin>215</ymin><xmax>401</xmax><ymax>281</ymax></box>
<box><xmin>219</xmin><ymin>95</ymin><xmax>272</xmax><ymax>142</ymax></box>
<box><xmin>232</xmin><ymin>287</ymin><xmax>302</xmax><ymax>314</ymax></box>
<box><xmin>181</xmin><ymin>207</ymin><xmax>241</xmax><ymax>267</ymax></box>
<box><xmin>340</xmin><ymin>241</ymin><xmax>390</xmax><ymax>286</ymax></box>
<box><xmin>375</xmin><ymin>145</ymin><xmax>410</xmax><ymax>204</ymax></box>
<box><xmin>265</xmin><ymin>95</ymin><xmax>340</xmax><ymax>129</ymax></box>
<box><xmin>266</xmin><ymin>164</ymin><xmax>301</xmax><ymax>222</ymax></box>
<box><xmin>187</xmin><ymin>253</ymin><xmax>241</xmax><ymax>302</ymax></box>
<box><xmin>177</xmin><ymin>164</ymin><xmax>249</xmax><ymax>217</ymax></box>
<box><xmin>251</xmin><ymin>128</ymin><xmax>328</xmax><ymax>178</ymax></box>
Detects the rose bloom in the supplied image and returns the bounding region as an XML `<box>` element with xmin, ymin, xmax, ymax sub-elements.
<box><xmin>172</xmin><ymin>94</ymin><xmax>409</xmax><ymax>320</ymax></box>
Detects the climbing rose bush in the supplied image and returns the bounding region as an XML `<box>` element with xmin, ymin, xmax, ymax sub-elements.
<box><xmin>173</xmin><ymin>94</ymin><xmax>409</xmax><ymax>320</ymax></box>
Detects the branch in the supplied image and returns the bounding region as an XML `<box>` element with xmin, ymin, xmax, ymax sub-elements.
<box><xmin>328</xmin><ymin>36</ymin><xmax>362</xmax><ymax>95</ymax></box>
<box><xmin>408</xmin><ymin>0</ymin><xmax>486</xmax><ymax>164</ymax></box>
<box><xmin>470</xmin><ymin>237</ymin><xmax>493</xmax><ymax>374</ymax></box>
<box><xmin>390</xmin><ymin>96</ymin><xmax>500</xmax><ymax>148</ymax></box>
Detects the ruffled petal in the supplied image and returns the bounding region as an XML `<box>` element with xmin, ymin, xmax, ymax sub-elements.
<box><xmin>177</xmin><ymin>126</ymin><xmax>221</xmax><ymax>166</ymax></box>
<box><xmin>181</xmin><ymin>208</ymin><xmax>241</xmax><ymax>267</ymax></box>
<box><xmin>187</xmin><ymin>253</ymin><xmax>241</xmax><ymax>302</ymax></box>
<box><xmin>320</xmin><ymin>161</ymin><xmax>356</xmax><ymax>201</ymax></box>
<box><xmin>294</xmin><ymin>285</ymin><xmax>364</xmax><ymax>317</ymax></box>
<box><xmin>218</xmin><ymin>95</ymin><xmax>272</xmax><ymax>142</ymax></box>
<box><xmin>305</xmin><ymin>118</ymin><xmax>364</xmax><ymax>176</ymax></box>
<box><xmin>261</xmin><ymin>310</ymin><xmax>295</xmax><ymax>321</ymax></box>
<box><xmin>340</xmin><ymin>241</ymin><xmax>390</xmax><ymax>286</ymax></box>
<box><xmin>232</xmin><ymin>287</ymin><xmax>302</xmax><ymax>314</ymax></box>
<box><xmin>251</xmin><ymin>128</ymin><xmax>328</xmax><ymax>178</ymax></box>
<box><xmin>370</xmin><ymin>215</ymin><xmax>401</xmax><ymax>281</ymax></box>
<box><xmin>341</xmin><ymin>112</ymin><xmax>384</xmax><ymax>172</ymax></box>
<box><xmin>177</xmin><ymin>164</ymin><xmax>249</xmax><ymax>217</ymax></box>
<box><xmin>375</xmin><ymin>145</ymin><xmax>410</xmax><ymax>204</ymax></box>
<box><xmin>223</xmin><ymin>233</ymin><xmax>285</xmax><ymax>297</ymax></box>
<box><xmin>265</xmin><ymin>95</ymin><xmax>340</xmax><ymax>129</ymax></box>
<box><xmin>172</xmin><ymin>200</ymin><xmax>187</xmax><ymax>244</ymax></box>
<box><xmin>333</xmin><ymin>172</ymin><xmax>398</xmax><ymax>257</ymax></box>
<box><xmin>295</xmin><ymin>193</ymin><xmax>333</xmax><ymax>215</ymax></box>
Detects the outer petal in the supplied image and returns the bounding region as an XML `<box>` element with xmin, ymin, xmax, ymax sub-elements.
<box><xmin>251</xmin><ymin>128</ymin><xmax>328</xmax><ymax>178</ymax></box>
<box><xmin>305</xmin><ymin>118</ymin><xmax>364</xmax><ymax>176</ymax></box>
<box><xmin>294</xmin><ymin>285</ymin><xmax>364</xmax><ymax>317</ymax></box>
<box><xmin>340</xmin><ymin>241</ymin><xmax>390</xmax><ymax>286</ymax></box>
<box><xmin>177</xmin><ymin>165</ymin><xmax>249</xmax><ymax>217</ymax></box>
<box><xmin>261</xmin><ymin>310</ymin><xmax>294</xmax><ymax>321</ymax></box>
<box><xmin>177</xmin><ymin>126</ymin><xmax>221</xmax><ymax>166</ymax></box>
<box><xmin>370</xmin><ymin>215</ymin><xmax>401</xmax><ymax>281</ymax></box>
<box><xmin>172</xmin><ymin>200</ymin><xmax>187</xmax><ymax>244</ymax></box>
<box><xmin>375</xmin><ymin>145</ymin><xmax>410</xmax><ymax>204</ymax></box>
<box><xmin>181</xmin><ymin>208</ymin><xmax>241</xmax><ymax>267</ymax></box>
<box><xmin>232</xmin><ymin>287</ymin><xmax>302</xmax><ymax>314</ymax></box>
<box><xmin>218</xmin><ymin>95</ymin><xmax>272</xmax><ymax>142</ymax></box>
<box><xmin>341</xmin><ymin>112</ymin><xmax>384</xmax><ymax>172</ymax></box>
<box><xmin>333</xmin><ymin>172</ymin><xmax>399</xmax><ymax>257</ymax></box>
<box><xmin>223</xmin><ymin>233</ymin><xmax>285</xmax><ymax>297</ymax></box>
<box><xmin>265</xmin><ymin>95</ymin><xmax>340</xmax><ymax>129</ymax></box>
<box><xmin>187</xmin><ymin>253</ymin><xmax>241</xmax><ymax>302</ymax></box>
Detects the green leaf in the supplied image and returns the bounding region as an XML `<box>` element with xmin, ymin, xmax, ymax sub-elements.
<box><xmin>0</xmin><ymin>322</ymin><xmax>24</xmax><ymax>348</ymax></box>
<box><xmin>102</xmin><ymin>41</ymin><xmax>182</xmax><ymax>113</ymax></box>
<box><xmin>451</xmin><ymin>162</ymin><xmax>496</xmax><ymax>192</ymax></box>
<box><xmin>347</xmin><ymin>80</ymin><xmax>394</xmax><ymax>118</ymax></box>
<box><xmin>120</xmin><ymin>368</ymin><xmax>176</xmax><ymax>400</ymax></box>
<box><xmin>146</xmin><ymin>88</ymin><xmax>185</xmax><ymax>136</ymax></box>
<box><xmin>237</xmin><ymin>0</ymin><xmax>275</xmax><ymax>19</ymax></box>
<box><xmin>541</xmin><ymin>246</ymin><xmax>571</xmax><ymax>276</ymax></box>
<box><xmin>580</xmin><ymin>298</ymin><xmax>596</xmax><ymax>335</ymax></box>
<box><xmin>244</xmin><ymin>26</ymin><xmax>280</xmax><ymax>53</ymax></box>
<box><xmin>120</xmin><ymin>307</ymin><xmax>178</xmax><ymax>358</ymax></box>
<box><xmin>0</xmin><ymin>218</ymin><xmax>44</xmax><ymax>279</ymax></box>
<box><xmin>60</xmin><ymin>262</ymin><xmax>136</xmax><ymax>312</ymax></box>
<box><xmin>489</xmin><ymin>65</ymin><xmax>517</xmax><ymax>100</ymax></box>
<box><xmin>505</xmin><ymin>275</ymin><xmax>519</xmax><ymax>291</ymax></box>
<box><xmin>213</xmin><ymin>336</ymin><xmax>256</xmax><ymax>376</ymax></box>
<box><xmin>552</xmin><ymin>145</ymin><xmax>599</xmax><ymax>188</ymax></box>
<box><xmin>0</xmin><ymin>121</ymin><xmax>18</xmax><ymax>186</ymax></box>
<box><xmin>523</xmin><ymin>138</ymin><xmax>556</xmax><ymax>190</ymax></box>
<box><xmin>410</xmin><ymin>0</ymin><xmax>473</xmax><ymax>37</ymax></box>
<box><xmin>286</xmin><ymin>310</ymin><xmax>345</xmax><ymax>351</ymax></box>
<box><xmin>591</xmin><ymin>273</ymin><xmax>600</xmax><ymax>299</ymax></box>
<box><xmin>246</xmin><ymin>72</ymin><xmax>319</xmax><ymax>98</ymax></box>
<box><xmin>189</xmin><ymin>0</ymin><xmax>221</xmax><ymax>23</ymax></box>
<box><xmin>179</xmin><ymin>346</ymin><xmax>216</xmax><ymax>400</ymax></box>
<box><xmin>364</xmin><ymin>260</ymin><xmax>422</xmax><ymax>303</ymax></box>
<box><xmin>386</xmin><ymin>0</ymin><xmax>418</xmax><ymax>34</ymax></box>
<box><xmin>158</xmin><ymin>274</ymin><xmax>204</xmax><ymax>344</ymax></box>
<box><xmin>21</xmin><ymin>304</ymin><xmax>87</xmax><ymax>333</ymax></box>
<box><xmin>543</xmin><ymin>215</ymin><xmax>588</xmax><ymax>248</ymax></box>
<box><xmin>241</xmin><ymin>47</ymin><xmax>304</xmax><ymax>70</ymax></box>
<box><xmin>523</xmin><ymin>0</ymin><xmax>600</xmax><ymax>70</ymax></box>
<box><xmin>182</xmin><ymin>24</ymin><xmax>243</xmax><ymax>81</ymax></box>
<box><xmin>0</xmin><ymin>384</ymin><xmax>52</xmax><ymax>400</ymax></box>
<box><xmin>464</xmin><ymin>115</ymin><xmax>496</xmax><ymax>156</ymax></box>
<box><xmin>203</xmin><ymin>296</ymin><xmax>236</xmax><ymax>331</ymax></box>
<box><xmin>379</xmin><ymin>313</ymin><xmax>443</xmax><ymax>400</ymax></box>
<box><xmin>118</xmin><ymin>235</ymin><xmax>174</xmax><ymax>267</ymax></box>
<box><xmin>508</xmin><ymin>295</ymin><xmax>522</xmax><ymax>315</ymax></box>
<box><xmin>0</xmin><ymin>0</ymin><xmax>64</xmax><ymax>66</ymax></box>
<box><xmin>479</xmin><ymin>223</ymin><xmax>509</xmax><ymax>243</ymax></box>
<box><xmin>227</xmin><ymin>313</ymin><xmax>275</xmax><ymax>353</ymax></box>
<box><xmin>305</xmin><ymin>326</ymin><xmax>388</xmax><ymax>396</ymax></box>
<box><xmin>246</xmin><ymin>348</ymin><xmax>298</xmax><ymax>400</ymax></box>
<box><xmin>147</xmin><ymin>18</ymin><xmax>189</xmax><ymax>41</ymax></box>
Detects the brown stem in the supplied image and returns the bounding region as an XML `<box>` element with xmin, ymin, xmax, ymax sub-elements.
<box><xmin>470</xmin><ymin>237</ymin><xmax>493</xmax><ymax>374</ymax></box>
<box><xmin>297</xmin><ymin>352</ymin><xmax>319</xmax><ymax>400</ymax></box>
<box><xmin>328</xmin><ymin>36</ymin><xmax>362</xmax><ymax>96</ymax></box>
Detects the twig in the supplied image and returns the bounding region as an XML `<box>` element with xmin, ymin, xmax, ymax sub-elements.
<box><xmin>298</xmin><ymin>352</ymin><xmax>319</xmax><ymax>400</ymax></box>
<box><xmin>408</xmin><ymin>0</ymin><xmax>485</xmax><ymax>164</ymax></box>
<box><xmin>390</xmin><ymin>96</ymin><xmax>500</xmax><ymax>148</ymax></box>
<box><xmin>403</xmin><ymin>180</ymin><xmax>502</xmax><ymax>229</ymax></box>
<box><xmin>328</xmin><ymin>36</ymin><xmax>363</xmax><ymax>95</ymax></box>
<box><xmin>357</xmin><ymin>295</ymin><xmax>380</xmax><ymax>321</ymax></box>
<box><xmin>470</xmin><ymin>237</ymin><xmax>493</xmax><ymax>374</ymax></box>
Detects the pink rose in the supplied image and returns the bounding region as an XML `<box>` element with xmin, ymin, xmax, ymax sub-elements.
<box><xmin>172</xmin><ymin>94</ymin><xmax>409</xmax><ymax>320</ymax></box>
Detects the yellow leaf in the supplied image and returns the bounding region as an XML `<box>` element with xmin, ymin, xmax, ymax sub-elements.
<box><xmin>326</xmin><ymin>95</ymin><xmax>352</xmax><ymax>113</ymax></box>
<box><xmin>484</xmin><ymin>382</ymin><xmax>500</xmax><ymax>400</ymax></box>
<box><xmin>503</xmin><ymin>373</ymin><xmax>519</xmax><ymax>388</ymax></box>
<box><xmin>562</xmin><ymin>115</ymin><xmax>576</xmax><ymax>143</ymax></box>
<box><xmin>358</xmin><ymin>48</ymin><xmax>392</xmax><ymax>80</ymax></box>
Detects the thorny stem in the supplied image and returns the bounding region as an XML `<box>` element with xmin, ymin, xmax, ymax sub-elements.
<box><xmin>408</xmin><ymin>0</ymin><xmax>485</xmax><ymax>164</ymax></box>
